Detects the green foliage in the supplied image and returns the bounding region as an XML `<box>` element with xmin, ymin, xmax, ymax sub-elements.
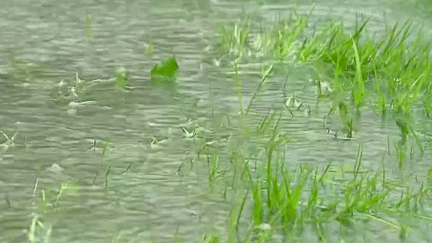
<box><xmin>151</xmin><ymin>57</ymin><xmax>178</xmax><ymax>77</ymax></box>
<box><xmin>150</xmin><ymin>57</ymin><xmax>179</xmax><ymax>86</ymax></box>
<box><xmin>268</xmin><ymin>9</ymin><xmax>311</xmax><ymax>60</ymax></box>
<box><xmin>219</xmin><ymin>9</ymin><xmax>312</xmax><ymax>62</ymax></box>
<box><xmin>297</xmin><ymin>17</ymin><xmax>432</xmax><ymax>120</ymax></box>
<box><xmin>145</xmin><ymin>40</ymin><xmax>154</xmax><ymax>56</ymax></box>
<box><xmin>5</xmin><ymin>50</ymin><xmax>51</xmax><ymax>83</ymax></box>
<box><xmin>338</xmin><ymin>101</ymin><xmax>354</xmax><ymax>138</ymax></box>
<box><xmin>115</xmin><ymin>67</ymin><xmax>129</xmax><ymax>89</ymax></box>
<box><xmin>203</xmin><ymin>234</ymin><xmax>220</xmax><ymax>243</ymax></box>
<box><xmin>220</xmin><ymin>18</ymin><xmax>251</xmax><ymax>60</ymax></box>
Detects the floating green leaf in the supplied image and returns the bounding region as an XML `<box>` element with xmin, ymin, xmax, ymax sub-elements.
<box><xmin>151</xmin><ymin>57</ymin><xmax>179</xmax><ymax>87</ymax></box>
<box><xmin>151</xmin><ymin>57</ymin><xmax>178</xmax><ymax>78</ymax></box>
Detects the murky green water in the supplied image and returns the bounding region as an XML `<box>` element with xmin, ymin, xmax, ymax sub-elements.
<box><xmin>1</xmin><ymin>0</ymin><xmax>432</xmax><ymax>242</ymax></box>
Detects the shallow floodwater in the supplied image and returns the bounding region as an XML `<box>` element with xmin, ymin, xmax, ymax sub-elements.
<box><xmin>1</xmin><ymin>0</ymin><xmax>432</xmax><ymax>242</ymax></box>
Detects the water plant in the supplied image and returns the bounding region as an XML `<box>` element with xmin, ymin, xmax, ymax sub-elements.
<box><xmin>337</xmin><ymin>101</ymin><xmax>354</xmax><ymax>138</ymax></box>
<box><xmin>244</xmin><ymin>64</ymin><xmax>273</xmax><ymax>115</ymax></box>
<box><xmin>0</xmin><ymin>129</ymin><xmax>19</xmax><ymax>154</ymax></box>
<box><xmin>115</xmin><ymin>67</ymin><xmax>129</xmax><ymax>89</ymax></box>
<box><xmin>203</xmin><ymin>234</ymin><xmax>220</xmax><ymax>243</ymax></box>
<box><xmin>206</xmin><ymin>12</ymin><xmax>432</xmax><ymax>239</ymax></box>
<box><xmin>4</xmin><ymin>50</ymin><xmax>51</xmax><ymax>83</ymax></box>
<box><xmin>295</xmin><ymin>16</ymin><xmax>432</xmax><ymax>124</ymax></box>
<box><xmin>145</xmin><ymin>40</ymin><xmax>154</xmax><ymax>56</ymax></box>
<box><xmin>207</xmin><ymin>154</ymin><xmax>221</xmax><ymax>183</ymax></box>
<box><xmin>219</xmin><ymin>9</ymin><xmax>313</xmax><ymax>63</ymax></box>
<box><xmin>28</xmin><ymin>214</ymin><xmax>51</xmax><ymax>243</ymax></box>
<box><xmin>49</xmin><ymin>73</ymin><xmax>91</xmax><ymax>105</ymax></box>
<box><xmin>151</xmin><ymin>57</ymin><xmax>179</xmax><ymax>86</ymax></box>
<box><xmin>28</xmin><ymin>179</ymin><xmax>81</xmax><ymax>243</ymax></box>
<box><xmin>267</xmin><ymin>9</ymin><xmax>312</xmax><ymax>61</ymax></box>
<box><xmin>219</xmin><ymin>18</ymin><xmax>251</xmax><ymax>61</ymax></box>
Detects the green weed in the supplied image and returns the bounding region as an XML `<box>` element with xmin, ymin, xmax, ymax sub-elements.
<box><xmin>207</xmin><ymin>154</ymin><xmax>220</xmax><ymax>183</ymax></box>
<box><xmin>5</xmin><ymin>50</ymin><xmax>51</xmax><ymax>83</ymax></box>
<box><xmin>220</xmin><ymin>18</ymin><xmax>251</xmax><ymax>61</ymax></box>
<box><xmin>145</xmin><ymin>40</ymin><xmax>154</xmax><ymax>56</ymax></box>
<box><xmin>244</xmin><ymin>64</ymin><xmax>273</xmax><ymax>115</ymax></box>
<box><xmin>151</xmin><ymin>57</ymin><xmax>179</xmax><ymax>86</ymax></box>
<box><xmin>115</xmin><ymin>67</ymin><xmax>129</xmax><ymax>89</ymax></box>
<box><xmin>268</xmin><ymin>9</ymin><xmax>311</xmax><ymax>60</ymax></box>
<box><xmin>203</xmin><ymin>234</ymin><xmax>220</xmax><ymax>243</ymax></box>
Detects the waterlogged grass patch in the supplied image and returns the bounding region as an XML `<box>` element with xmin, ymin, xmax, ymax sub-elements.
<box><xmin>218</xmin><ymin>9</ymin><xmax>313</xmax><ymax>63</ymax></box>
<box><xmin>205</xmin><ymin>116</ymin><xmax>432</xmax><ymax>241</ymax></box>
<box><xmin>218</xmin><ymin>9</ymin><xmax>432</xmax><ymax>146</ymax></box>
<box><xmin>115</xmin><ymin>67</ymin><xmax>129</xmax><ymax>89</ymax></box>
<box><xmin>28</xmin><ymin>180</ymin><xmax>81</xmax><ymax>243</ymax></box>
<box><xmin>219</xmin><ymin>16</ymin><xmax>250</xmax><ymax>59</ymax></box>
<box><xmin>49</xmin><ymin>69</ymin><xmax>134</xmax><ymax>110</ymax></box>
<box><xmin>0</xmin><ymin>124</ymin><xmax>21</xmax><ymax>154</ymax></box>
<box><xmin>48</xmin><ymin>73</ymin><xmax>96</xmax><ymax>106</ymax></box>
<box><xmin>196</xmin><ymin>14</ymin><xmax>432</xmax><ymax>240</ymax></box>
<box><xmin>2</xmin><ymin>50</ymin><xmax>52</xmax><ymax>84</ymax></box>
<box><xmin>151</xmin><ymin>57</ymin><xmax>179</xmax><ymax>86</ymax></box>
<box><xmin>298</xmin><ymin>17</ymin><xmax>432</xmax><ymax>120</ymax></box>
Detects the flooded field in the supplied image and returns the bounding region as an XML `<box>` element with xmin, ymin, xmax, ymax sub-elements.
<box><xmin>1</xmin><ymin>0</ymin><xmax>432</xmax><ymax>242</ymax></box>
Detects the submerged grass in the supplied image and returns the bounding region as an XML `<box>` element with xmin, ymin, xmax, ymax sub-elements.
<box><xmin>296</xmin><ymin>16</ymin><xmax>432</xmax><ymax>139</ymax></box>
<box><xmin>219</xmin><ymin>8</ymin><xmax>432</xmax><ymax>142</ymax></box>
<box><xmin>219</xmin><ymin>9</ymin><xmax>312</xmax><ymax>63</ymax></box>
<box><xmin>222</xmin><ymin>114</ymin><xmax>431</xmax><ymax>241</ymax></box>
<box><xmin>207</xmin><ymin>99</ymin><xmax>432</xmax><ymax>241</ymax></box>
<box><xmin>203</xmin><ymin>9</ymin><xmax>432</xmax><ymax>242</ymax></box>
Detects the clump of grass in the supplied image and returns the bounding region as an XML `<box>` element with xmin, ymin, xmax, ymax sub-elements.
<box><xmin>210</xmin><ymin>10</ymin><xmax>432</xmax><ymax>241</ymax></box>
<box><xmin>28</xmin><ymin>179</ymin><xmax>81</xmax><ymax>243</ymax></box>
<box><xmin>338</xmin><ymin>101</ymin><xmax>354</xmax><ymax>138</ymax></box>
<box><xmin>203</xmin><ymin>99</ymin><xmax>430</xmax><ymax>240</ymax></box>
<box><xmin>244</xmin><ymin>112</ymin><xmax>307</xmax><ymax>231</ymax></box>
<box><xmin>241</xmin><ymin>137</ymin><xmax>429</xmax><ymax>240</ymax></box>
<box><xmin>219</xmin><ymin>9</ymin><xmax>312</xmax><ymax>63</ymax></box>
<box><xmin>299</xmin><ymin>17</ymin><xmax>432</xmax><ymax>119</ymax></box>
<box><xmin>337</xmin><ymin>144</ymin><xmax>390</xmax><ymax>217</ymax></box>
<box><xmin>266</xmin><ymin>8</ymin><xmax>312</xmax><ymax>61</ymax></box>
<box><xmin>220</xmin><ymin>17</ymin><xmax>251</xmax><ymax>61</ymax></box>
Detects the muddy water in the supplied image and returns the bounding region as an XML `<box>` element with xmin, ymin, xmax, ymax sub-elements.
<box><xmin>1</xmin><ymin>0</ymin><xmax>431</xmax><ymax>242</ymax></box>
